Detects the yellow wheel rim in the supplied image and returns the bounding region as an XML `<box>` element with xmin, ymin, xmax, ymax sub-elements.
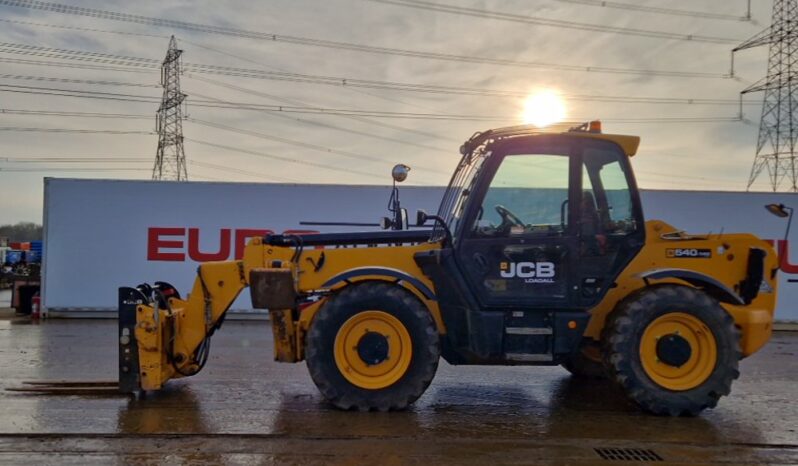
<box><xmin>639</xmin><ymin>312</ymin><xmax>717</xmax><ymax>391</ymax></box>
<box><xmin>334</xmin><ymin>310</ymin><xmax>413</xmax><ymax>390</ymax></box>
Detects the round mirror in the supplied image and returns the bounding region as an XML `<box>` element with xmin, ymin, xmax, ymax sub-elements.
<box><xmin>392</xmin><ymin>164</ymin><xmax>411</xmax><ymax>183</ymax></box>
<box><xmin>765</xmin><ymin>203</ymin><xmax>790</xmax><ymax>218</ymax></box>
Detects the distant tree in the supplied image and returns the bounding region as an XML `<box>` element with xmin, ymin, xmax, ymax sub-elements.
<box><xmin>0</xmin><ymin>222</ymin><xmax>43</xmax><ymax>242</ymax></box>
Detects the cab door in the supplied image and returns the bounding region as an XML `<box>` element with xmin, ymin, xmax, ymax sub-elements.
<box><xmin>455</xmin><ymin>137</ymin><xmax>580</xmax><ymax>310</ymax></box>
<box><xmin>575</xmin><ymin>139</ymin><xmax>646</xmax><ymax>307</ymax></box>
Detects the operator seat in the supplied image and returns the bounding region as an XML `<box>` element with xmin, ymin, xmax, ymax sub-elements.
<box><xmin>580</xmin><ymin>191</ymin><xmax>606</xmax><ymax>255</ymax></box>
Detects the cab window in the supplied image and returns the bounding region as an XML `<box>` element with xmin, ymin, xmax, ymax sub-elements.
<box><xmin>582</xmin><ymin>146</ymin><xmax>636</xmax><ymax>235</ymax></box>
<box><xmin>472</xmin><ymin>153</ymin><xmax>570</xmax><ymax>237</ymax></box>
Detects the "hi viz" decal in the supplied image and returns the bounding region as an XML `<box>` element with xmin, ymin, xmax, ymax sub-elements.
<box><xmin>500</xmin><ymin>262</ymin><xmax>556</xmax><ymax>283</ymax></box>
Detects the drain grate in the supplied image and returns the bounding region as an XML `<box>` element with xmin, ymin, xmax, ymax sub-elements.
<box><xmin>594</xmin><ymin>448</ymin><xmax>663</xmax><ymax>462</ymax></box>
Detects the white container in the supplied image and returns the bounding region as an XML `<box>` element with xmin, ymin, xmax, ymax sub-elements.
<box><xmin>41</xmin><ymin>178</ymin><xmax>798</xmax><ymax>321</ymax></box>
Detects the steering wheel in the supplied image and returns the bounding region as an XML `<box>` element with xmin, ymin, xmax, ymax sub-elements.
<box><xmin>494</xmin><ymin>204</ymin><xmax>525</xmax><ymax>228</ymax></box>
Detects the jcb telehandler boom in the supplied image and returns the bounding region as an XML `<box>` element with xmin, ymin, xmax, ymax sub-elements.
<box><xmin>119</xmin><ymin>121</ymin><xmax>780</xmax><ymax>416</ymax></box>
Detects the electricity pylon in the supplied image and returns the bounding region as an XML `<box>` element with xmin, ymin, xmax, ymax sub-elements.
<box><xmin>152</xmin><ymin>35</ymin><xmax>188</xmax><ymax>181</ymax></box>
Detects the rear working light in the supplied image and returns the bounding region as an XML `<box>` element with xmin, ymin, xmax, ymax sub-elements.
<box><xmin>569</xmin><ymin>120</ymin><xmax>602</xmax><ymax>133</ymax></box>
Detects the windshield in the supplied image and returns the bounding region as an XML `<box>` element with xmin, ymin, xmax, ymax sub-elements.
<box><xmin>433</xmin><ymin>142</ymin><xmax>490</xmax><ymax>241</ymax></box>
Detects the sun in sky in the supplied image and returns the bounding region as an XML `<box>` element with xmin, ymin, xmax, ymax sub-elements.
<box><xmin>522</xmin><ymin>90</ymin><xmax>567</xmax><ymax>127</ymax></box>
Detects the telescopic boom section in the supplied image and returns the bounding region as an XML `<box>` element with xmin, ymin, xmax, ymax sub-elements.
<box><xmin>118</xmin><ymin>260</ymin><xmax>248</xmax><ymax>393</ymax></box>
<box><xmin>118</xmin><ymin>237</ymin><xmax>276</xmax><ymax>393</ymax></box>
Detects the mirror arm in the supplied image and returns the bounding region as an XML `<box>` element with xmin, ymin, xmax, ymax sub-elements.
<box><xmin>785</xmin><ymin>206</ymin><xmax>794</xmax><ymax>246</ymax></box>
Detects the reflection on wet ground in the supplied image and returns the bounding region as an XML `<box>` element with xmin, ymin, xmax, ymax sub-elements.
<box><xmin>0</xmin><ymin>318</ymin><xmax>796</xmax><ymax>464</ymax></box>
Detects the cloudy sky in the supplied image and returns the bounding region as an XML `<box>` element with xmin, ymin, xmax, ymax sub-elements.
<box><xmin>0</xmin><ymin>0</ymin><xmax>775</xmax><ymax>223</ymax></box>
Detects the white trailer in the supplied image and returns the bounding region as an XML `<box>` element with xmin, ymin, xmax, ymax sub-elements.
<box><xmin>42</xmin><ymin>178</ymin><xmax>798</xmax><ymax>321</ymax></box>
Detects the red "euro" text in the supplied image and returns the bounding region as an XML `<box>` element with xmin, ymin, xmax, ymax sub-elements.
<box><xmin>146</xmin><ymin>227</ymin><xmax>319</xmax><ymax>262</ymax></box>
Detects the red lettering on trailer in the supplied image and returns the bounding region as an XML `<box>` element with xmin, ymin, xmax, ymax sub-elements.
<box><xmin>188</xmin><ymin>228</ymin><xmax>231</xmax><ymax>262</ymax></box>
<box><xmin>777</xmin><ymin>240</ymin><xmax>798</xmax><ymax>274</ymax></box>
<box><xmin>764</xmin><ymin>240</ymin><xmax>797</xmax><ymax>275</ymax></box>
<box><xmin>147</xmin><ymin>227</ymin><xmax>186</xmax><ymax>261</ymax></box>
<box><xmin>147</xmin><ymin>227</ymin><xmax>319</xmax><ymax>262</ymax></box>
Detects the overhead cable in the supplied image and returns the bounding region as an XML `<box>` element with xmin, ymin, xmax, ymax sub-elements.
<box><xmin>0</xmin><ymin>42</ymin><xmax>739</xmax><ymax>101</ymax></box>
<box><xmin>0</xmin><ymin>1</ymin><xmax>729</xmax><ymax>77</ymax></box>
<box><xmin>363</xmin><ymin>0</ymin><xmax>740</xmax><ymax>43</ymax></box>
<box><xmin>186</xmin><ymin>137</ymin><xmax>398</xmax><ymax>180</ymax></box>
<box><xmin>0</xmin><ymin>85</ymin><xmax>744</xmax><ymax>124</ymax></box>
<box><xmin>0</xmin><ymin>108</ymin><xmax>151</xmax><ymax>119</ymax></box>
<box><xmin>0</xmin><ymin>126</ymin><xmax>153</xmax><ymax>134</ymax></box>
<box><xmin>551</xmin><ymin>0</ymin><xmax>749</xmax><ymax>21</ymax></box>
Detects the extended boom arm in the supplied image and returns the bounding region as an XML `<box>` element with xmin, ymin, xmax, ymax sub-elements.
<box><xmin>118</xmin><ymin>260</ymin><xmax>248</xmax><ymax>394</ymax></box>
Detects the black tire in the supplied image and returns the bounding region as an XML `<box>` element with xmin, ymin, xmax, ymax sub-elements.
<box><xmin>305</xmin><ymin>282</ymin><xmax>440</xmax><ymax>411</ymax></box>
<box><xmin>602</xmin><ymin>285</ymin><xmax>741</xmax><ymax>416</ymax></box>
<box><xmin>562</xmin><ymin>342</ymin><xmax>606</xmax><ymax>379</ymax></box>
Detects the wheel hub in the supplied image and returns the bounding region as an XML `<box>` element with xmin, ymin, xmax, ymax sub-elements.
<box><xmin>333</xmin><ymin>310</ymin><xmax>413</xmax><ymax>390</ymax></box>
<box><xmin>357</xmin><ymin>331</ymin><xmax>390</xmax><ymax>366</ymax></box>
<box><xmin>656</xmin><ymin>333</ymin><xmax>692</xmax><ymax>367</ymax></box>
<box><xmin>639</xmin><ymin>312</ymin><xmax>718</xmax><ymax>391</ymax></box>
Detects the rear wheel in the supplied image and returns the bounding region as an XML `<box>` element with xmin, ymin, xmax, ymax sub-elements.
<box><xmin>603</xmin><ymin>285</ymin><xmax>741</xmax><ymax>416</ymax></box>
<box><xmin>306</xmin><ymin>282</ymin><xmax>440</xmax><ymax>411</ymax></box>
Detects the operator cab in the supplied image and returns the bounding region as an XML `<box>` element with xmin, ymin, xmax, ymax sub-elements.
<box><xmin>416</xmin><ymin>121</ymin><xmax>646</xmax><ymax>364</ymax></box>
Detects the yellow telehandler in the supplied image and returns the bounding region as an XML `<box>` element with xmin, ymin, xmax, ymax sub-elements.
<box><xmin>117</xmin><ymin>121</ymin><xmax>780</xmax><ymax>416</ymax></box>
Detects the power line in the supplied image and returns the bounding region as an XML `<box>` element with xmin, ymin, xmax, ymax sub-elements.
<box><xmin>601</xmin><ymin>117</ymin><xmax>744</xmax><ymax>124</ymax></box>
<box><xmin>0</xmin><ymin>17</ymin><xmax>169</xmax><ymax>40</ymax></box>
<box><xmin>189</xmin><ymin>160</ymin><xmax>301</xmax><ymax>183</ymax></box>
<box><xmin>0</xmin><ymin>126</ymin><xmax>153</xmax><ymax>134</ymax></box>
<box><xmin>0</xmin><ymin>1</ymin><xmax>730</xmax><ymax>78</ymax></box>
<box><xmin>186</xmin><ymin>137</ymin><xmax>401</xmax><ymax>180</ymax></box>
<box><xmin>0</xmin><ymin>155</ymin><xmax>304</xmax><ymax>182</ymax></box>
<box><xmin>0</xmin><ymin>41</ymin><xmax>728</xmax><ymax>79</ymax></box>
<box><xmin>0</xmin><ymin>42</ymin><xmax>457</xmax><ymax>141</ymax></box>
<box><xmin>551</xmin><ymin>0</ymin><xmax>750</xmax><ymax>21</ymax></box>
<box><xmin>1</xmin><ymin>18</ymin><xmax>453</xmax><ymax>127</ymax></box>
<box><xmin>0</xmin><ymin>167</ymin><xmax>150</xmax><ymax>172</ymax></box>
<box><xmin>0</xmin><ymin>83</ymin><xmax>743</xmax><ymax>124</ymax></box>
<box><xmin>0</xmin><ymin>83</ymin><xmax>507</xmax><ymax>120</ymax></box>
<box><xmin>364</xmin><ymin>0</ymin><xmax>740</xmax><ymax>43</ymax></box>
<box><xmin>0</xmin><ymin>73</ymin><xmax>159</xmax><ymax>88</ymax></box>
<box><xmin>185</xmin><ymin>65</ymin><xmax>746</xmax><ymax>105</ymax></box>
<box><xmin>188</xmin><ymin>76</ymin><xmax>453</xmax><ymax>153</ymax></box>
<box><xmin>0</xmin><ymin>42</ymin><xmax>744</xmax><ymax>103</ymax></box>
<box><xmin>189</xmin><ymin>100</ymin><xmax>506</xmax><ymax>122</ymax></box>
<box><xmin>0</xmin><ymin>83</ymin><xmax>161</xmax><ymax>103</ymax></box>
<box><xmin>0</xmin><ymin>155</ymin><xmax>743</xmax><ymax>186</ymax></box>
<box><xmin>1</xmin><ymin>156</ymin><xmax>150</xmax><ymax>162</ymax></box>
<box><xmin>0</xmin><ymin>108</ymin><xmax>151</xmax><ymax>119</ymax></box>
<box><xmin>179</xmin><ymin>37</ymin><xmax>444</xmax><ymax>114</ymax></box>
<box><xmin>0</xmin><ymin>56</ymin><xmax>153</xmax><ymax>74</ymax></box>
<box><xmin>179</xmin><ymin>38</ymin><xmax>457</xmax><ymax>142</ymax></box>
<box><xmin>187</xmin><ymin>118</ymin><xmax>451</xmax><ymax>176</ymax></box>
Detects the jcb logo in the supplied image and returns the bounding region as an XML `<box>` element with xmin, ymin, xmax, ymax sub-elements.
<box><xmin>500</xmin><ymin>262</ymin><xmax>556</xmax><ymax>283</ymax></box>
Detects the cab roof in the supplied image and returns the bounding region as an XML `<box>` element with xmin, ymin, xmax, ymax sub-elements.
<box><xmin>460</xmin><ymin>121</ymin><xmax>641</xmax><ymax>158</ymax></box>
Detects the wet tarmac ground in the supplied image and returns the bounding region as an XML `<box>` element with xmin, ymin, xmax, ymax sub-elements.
<box><xmin>0</xmin><ymin>316</ymin><xmax>796</xmax><ymax>465</ymax></box>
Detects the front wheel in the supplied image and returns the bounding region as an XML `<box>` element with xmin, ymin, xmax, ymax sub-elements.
<box><xmin>603</xmin><ymin>285</ymin><xmax>741</xmax><ymax>416</ymax></box>
<box><xmin>305</xmin><ymin>282</ymin><xmax>440</xmax><ymax>411</ymax></box>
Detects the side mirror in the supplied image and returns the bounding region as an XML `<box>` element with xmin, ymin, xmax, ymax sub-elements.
<box><xmin>379</xmin><ymin>217</ymin><xmax>392</xmax><ymax>230</ymax></box>
<box><xmin>400</xmin><ymin>208</ymin><xmax>409</xmax><ymax>230</ymax></box>
<box><xmin>392</xmin><ymin>164</ymin><xmax>410</xmax><ymax>183</ymax></box>
<box><xmin>416</xmin><ymin>209</ymin><xmax>428</xmax><ymax>226</ymax></box>
<box><xmin>765</xmin><ymin>203</ymin><xmax>791</xmax><ymax>218</ymax></box>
